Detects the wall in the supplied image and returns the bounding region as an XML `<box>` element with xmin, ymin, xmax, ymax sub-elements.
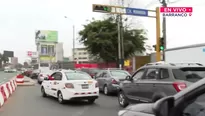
<box><xmin>135</xmin><ymin>56</ymin><xmax>150</xmax><ymax>69</ymax></box>
<box><xmin>56</xmin><ymin>43</ymin><xmax>64</xmax><ymax>62</ymax></box>
<box><xmin>73</xmin><ymin>48</ymin><xmax>91</xmax><ymax>63</ymax></box>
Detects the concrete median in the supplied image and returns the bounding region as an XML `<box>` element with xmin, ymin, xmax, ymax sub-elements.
<box><xmin>16</xmin><ymin>76</ymin><xmax>36</xmax><ymax>86</ymax></box>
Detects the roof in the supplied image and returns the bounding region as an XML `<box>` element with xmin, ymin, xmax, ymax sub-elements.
<box><xmin>142</xmin><ymin>62</ymin><xmax>205</xmax><ymax>69</ymax></box>
<box><xmin>165</xmin><ymin>43</ymin><xmax>205</xmax><ymax>52</ymax></box>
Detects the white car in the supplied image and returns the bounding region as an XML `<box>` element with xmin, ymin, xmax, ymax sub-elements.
<box><xmin>37</xmin><ymin>71</ymin><xmax>53</xmax><ymax>84</ymax></box>
<box><xmin>41</xmin><ymin>70</ymin><xmax>99</xmax><ymax>104</ymax></box>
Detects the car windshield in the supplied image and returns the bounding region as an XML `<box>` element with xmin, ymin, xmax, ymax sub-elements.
<box><xmin>110</xmin><ymin>70</ymin><xmax>130</xmax><ymax>77</ymax></box>
<box><xmin>172</xmin><ymin>67</ymin><xmax>205</xmax><ymax>82</ymax></box>
<box><xmin>65</xmin><ymin>72</ymin><xmax>92</xmax><ymax>80</ymax></box>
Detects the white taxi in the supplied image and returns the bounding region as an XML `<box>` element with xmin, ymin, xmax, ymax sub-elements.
<box><xmin>41</xmin><ymin>70</ymin><xmax>99</xmax><ymax>104</ymax></box>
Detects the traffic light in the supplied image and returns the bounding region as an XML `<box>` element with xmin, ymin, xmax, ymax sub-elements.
<box><xmin>92</xmin><ymin>4</ymin><xmax>112</xmax><ymax>13</ymax></box>
<box><xmin>160</xmin><ymin>37</ymin><xmax>165</xmax><ymax>51</ymax></box>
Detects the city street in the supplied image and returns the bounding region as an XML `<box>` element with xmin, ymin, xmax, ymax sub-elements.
<box><xmin>0</xmin><ymin>84</ymin><xmax>122</xmax><ymax>116</ymax></box>
<box><xmin>0</xmin><ymin>72</ymin><xmax>17</xmax><ymax>84</ymax></box>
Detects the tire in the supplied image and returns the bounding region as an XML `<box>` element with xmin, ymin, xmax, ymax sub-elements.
<box><xmin>41</xmin><ymin>87</ymin><xmax>47</xmax><ymax>97</ymax></box>
<box><xmin>118</xmin><ymin>91</ymin><xmax>129</xmax><ymax>108</ymax></box>
<box><xmin>88</xmin><ymin>99</ymin><xmax>95</xmax><ymax>104</ymax></box>
<box><xmin>38</xmin><ymin>81</ymin><xmax>42</xmax><ymax>84</ymax></box>
<box><xmin>103</xmin><ymin>85</ymin><xmax>110</xmax><ymax>95</ymax></box>
<box><xmin>58</xmin><ymin>91</ymin><xmax>65</xmax><ymax>104</ymax></box>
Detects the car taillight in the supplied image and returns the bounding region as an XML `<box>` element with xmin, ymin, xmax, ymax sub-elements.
<box><xmin>173</xmin><ymin>82</ymin><xmax>187</xmax><ymax>92</ymax></box>
<box><xmin>111</xmin><ymin>79</ymin><xmax>118</xmax><ymax>84</ymax></box>
<box><xmin>65</xmin><ymin>83</ymin><xmax>74</xmax><ymax>88</ymax></box>
<box><xmin>95</xmin><ymin>82</ymin><xmax>98</xmax><ymax>88</ymax></box>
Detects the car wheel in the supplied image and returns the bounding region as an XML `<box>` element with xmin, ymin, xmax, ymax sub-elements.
<box><xmin>118</xmin><ymin>91</ymin><xmax>129</xmax><ymax>108</ymax></box>
<box><xmin>58</xmin><ymin>91</ymin><xmax>65</xmax><ymax>104</ymax></box>
<box><xmin>88</xmin><ymin>99</ymin><xmax>95</xmax><ymax>104</ymax></box>
<box><xmin>41</xmin><ymin>87</ymin><xmax>47</xmax><ymax>97</ymax></box>
<box><xmin>103</xmin><ymin>85</ymin><xmax>109</xmax><ymax>95</ymax></box>
<box><xmin>38</xmin><ymin>81</ymin><xmax>42</xmax><ymax>84</ymax></box>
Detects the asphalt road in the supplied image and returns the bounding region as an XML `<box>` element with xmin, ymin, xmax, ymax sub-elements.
<box><xmin>0</xmin><ymin>84</ymin><xmax>122</xmax><ymax>116</ymax></box>
<box><xmin>0</xmin><ymin>72</ymin><xmax>17</xmax><ymax>84</ymax></box>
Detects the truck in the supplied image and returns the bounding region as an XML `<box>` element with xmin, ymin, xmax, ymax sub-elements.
<box><xmin>165</xmin><ymin>43</ymin><xmax>205</xmax><ymax>64</ymax></box>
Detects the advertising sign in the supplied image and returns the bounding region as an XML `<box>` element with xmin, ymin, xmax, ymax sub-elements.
<box><xmin>35</xmin><ymin>30</ymin><xmax>58</xmax><ymax>42</ymax></box>
<box><xmin>27</xmin><ymin>51</ymin><xmax>38</xmax><ymax>58</ymax></box>
<box><xmin>40</xmin><ymin>56</ymin><xmax>55</xmax><ymax>62</ymax></box>
<box><xmin>3</xmin><ymin>50</ymin><xmax>14</xmax><ymax>57</ymax></box>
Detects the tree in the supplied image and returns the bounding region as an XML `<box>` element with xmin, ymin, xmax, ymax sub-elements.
<box><xmin>79</xmin><ymin>17</ymin><xmax>147</xmax><ymax>63</ymax></box>
<box><xmin>2</xmin><ymin>54</ymin><xmax>9</xmax><ymax>63</ymax></box>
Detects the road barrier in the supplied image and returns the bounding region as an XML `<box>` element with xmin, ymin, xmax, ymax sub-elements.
<box><xmin>0</xmin><ymin>78</ymin><xmax>17</xmax><ymax>107</ymax></box>
<box><xmin>16</xmin><ymin>74</ymin><xmax>24</xmax><ymax>83</ymax></box>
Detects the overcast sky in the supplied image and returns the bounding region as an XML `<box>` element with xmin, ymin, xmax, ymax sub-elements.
<box><xmin>0</xmin><ymin>0</ymin><xmax>204</xmax><ymax>63</ymax></box>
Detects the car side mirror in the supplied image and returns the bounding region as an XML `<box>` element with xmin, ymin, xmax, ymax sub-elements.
<box><xmin>125</xmin><ymin>75</ymin><xmax>132</xmax><ymax>81</ymax></box>
<box><xmin>153</xmin><ymin>96</ymin><xmax>174</xmax><ymax>116</ymax></box>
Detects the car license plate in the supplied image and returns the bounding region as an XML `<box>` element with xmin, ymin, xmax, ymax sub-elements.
<box><xmin>81</xmin><ymin>84</ymin><xmax>89</xmax><ymax>89</ymax></box>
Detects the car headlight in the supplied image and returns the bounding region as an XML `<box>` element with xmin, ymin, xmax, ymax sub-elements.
<box><xmin>118</xmin><ymin>110</ymin><xmax>127</xmax><ymax>116</ymax></box>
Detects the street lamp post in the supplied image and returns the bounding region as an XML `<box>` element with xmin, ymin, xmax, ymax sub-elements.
<box><xmin>64</xmin><ymin>16</ymin><xmax>75</xmax><ymax>62</ymax></box>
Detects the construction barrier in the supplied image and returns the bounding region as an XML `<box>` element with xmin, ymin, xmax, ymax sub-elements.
<box><xmin>0</xmin><ymin>78</ymin><xmax>17</xmax><ymax>107</ymax></box>
<box><xmin>16</xmin><ymin>74</ymin><xmax>24</xmax><ymax>83</ymax></box>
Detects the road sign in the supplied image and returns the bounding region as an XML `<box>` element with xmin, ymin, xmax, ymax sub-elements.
<box><xmin>124</xmin><ymin>60</ymin><xmax>130</xmax><ymax>66</ymax></box>
<box><xmin>93</xmin><ymin>4</ymin><xmax>112</xmax><ymax>13</ymax></box>
<box><xmin>125</xmin><ymin>8</ymin><xmax>148</xmax><ymax>17</ymax></box>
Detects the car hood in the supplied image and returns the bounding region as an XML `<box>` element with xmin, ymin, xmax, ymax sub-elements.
<box><xmin>124</xmin><ymin>103</ymin><xmax>154</xmax><ymax>114</ymax></box>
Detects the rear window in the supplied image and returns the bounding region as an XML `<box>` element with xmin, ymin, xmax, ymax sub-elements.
<box><xmin>110</xmin><ymin>70</ymin><xmax>130</xmax><ymax>77</ymax></box>
<box><xmin>172</xmin><ymin>67</ymin><xmax>205</xmax><ymax>82</ymax></box>
<box><xmin>65</xmin><ymin>72</ymin><xmax>92</xmax><ymax>80</ymax></box>
<box><xmin>89</xmin><ymin>69</ymin><xmax>100</xmax><ymax>74</ymax></box>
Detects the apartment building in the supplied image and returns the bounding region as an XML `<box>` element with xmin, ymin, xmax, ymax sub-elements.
<box><xmin>73</xmin><ymin>48</ymin><xmax>91</xmax><ymax>63</ymax></box>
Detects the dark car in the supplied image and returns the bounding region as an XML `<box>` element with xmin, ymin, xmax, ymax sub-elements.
<box><xmin>118</xmin><ymin>62</ymin><xmax>205</xmax><ymax>107</ymax></box>
<box><xmin>79</xmin><ymin>68</ymin><xmax>100</xmax><ymax>78</ymax></box>
<box><xmin>95</xmin><ymin>68</ymin><xmax>131</xmax><ymax>95</ymax></box>
<box><xmin>118</xmin><ymin>71</ymin><xmax>205</xmax><ymax>116</ymax></box>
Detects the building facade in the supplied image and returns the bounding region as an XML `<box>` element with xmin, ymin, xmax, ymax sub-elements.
<box><xmin>56</xmin><ymin>43</ymin><xmax>64</xmax><ymax>62</ymax></box>
<box><xmin>73</xmin><ymin>48</ymin><xmax>91</xmax><ymax>63</ymax></box>
<box><xmin>11</xmin><ymin>57</ymin><xmax>18</xmax><ymax>66</ymax></box>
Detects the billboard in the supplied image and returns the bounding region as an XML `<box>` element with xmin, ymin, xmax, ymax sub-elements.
<box><xmin>40</xmin><ymin>56</ymin><xmax>55</xmax><ymax>62</ymax></box>
<box><xmin>27</xmin><ymin>51</ymin><xmax>38</xmax><ymax>58</ymax></box>
<box><xmin>35</xmin><ymin>30</ymin><xmax>58</xmax><ymax>42</ymax></box>
<box><xmin>40</xmin><ymin>44</ymin><xmax>55</xmax><ymax>56</ymax></box>
<box><xmin>3</xmin><ymin>50</ymin><xmax>14</xmax><ymax>57</ymax></box>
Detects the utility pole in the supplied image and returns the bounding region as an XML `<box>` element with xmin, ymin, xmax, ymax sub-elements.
<box><xmin>161</xmin><ymin>0</ymin><xmax>167</xmax><ymax>61</ymax></box>
<box><xmin>117</xmin><ymin>15</ymin><xmax>122</xmax><ymax>69</ymax></box>
<box><xmin>120</xmin><ymin>0</ymin><xmax>124</xmax><ymax>69</ymax></box>
<box><xmin>72</xmin><ymin>25</ymin><xmax>75</xmax><ymax>63</ymax></box>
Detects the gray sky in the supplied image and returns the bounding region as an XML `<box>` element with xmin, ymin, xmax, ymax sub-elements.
<box><xmin>0</xmin><ymin>0</ymin><xmax>204</xmax><ymax>63</ymax></box>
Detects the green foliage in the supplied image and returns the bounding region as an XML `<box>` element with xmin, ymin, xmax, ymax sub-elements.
<box><xmin>79</xmin><ymin>17</ymin><xmax>147</xmax><ymax>62</ymax></box>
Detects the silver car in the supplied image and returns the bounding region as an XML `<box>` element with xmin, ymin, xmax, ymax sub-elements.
<box><xmin>37</xmin><ymin>71</ymin><xmax>53</xmax><ymax>84</ymax></box>
<box><xmin>95</xmin><ymin>69</ymin><xmax>131</xmax><ymax>95</ymax></box>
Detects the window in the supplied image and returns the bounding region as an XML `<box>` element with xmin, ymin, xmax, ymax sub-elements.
<box><xmin>173</xmin><ymin>67</ymin><xmax>205</xmax><ymax>82</ymax></box>
<box><xmin>160</xmin><ymin>69</ymin><xmax>169</xmax><ymax>79</ymax></box>
<box><xmin>102</xmin><ymin>72</ymin><xmax>108</xmax><ymax>77</ymax></box>
<box><xmin>132</xmin><ymin>69</ymin><xmax>145</xmax><ymax>80</ymax></box>
<box><xmin>110</xmin><ymin>70</ymin><xmax>130</xmax><ymax>79</ymax></box>
<box><xmin>51</xmin><ymin>72</ymin><xmax>62</xmax><ymax>81</ymax></box>
<box><xmin>41</xmin><ymin>45</ymin><xmax>47</xmax><ymax>55</ymax></box>
<box><xmin>181</xmin><ymin>93</ymin><xmax>205</xmax><ymax>116</ymax></box>
<box><xmin>65</xmin><ymin>72</ymin><xmax>92</xmax><ymax>80</ymax></box>
<box><xmin>145</xmin><ymin>68</ymin><xmax>159</xmax><ymax>79</ymax></box>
